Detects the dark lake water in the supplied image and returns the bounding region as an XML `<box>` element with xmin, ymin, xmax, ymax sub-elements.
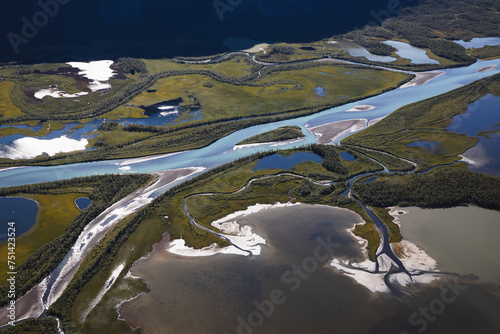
<box><xmin>448</xmin><ymin>94</ymin><xmax>500</xmax><ymax>136</ymax></box>
<box><xmin>120</xmin><ymin>204</ymin><xmax>500</xmax><ymax>334</ymax></box>
<box><xmin>340</xmin><ymin>152</ymin><xmax>356</xmax><ymax>161</ymax></box>
<box><xmin>1</xmin><ymin>0</ymin><xmax>417</xmax><ymax>64</ymax></box>
<box><xmin>254</xmin><ymin>152</ymin><xmax>322</xmax><ymax>171</ymax></box>
<box><xmin>75</xmin><ymin>197</ymin><xmax>92</xmax><ymax>210</ymax></box>
<box><xmin>448</xmin><ymin>94</ymin><xmax>500</xmax><ymax>175</ymax></box>
<box><xmin>0</xmin><ymin>197</ymin><xmax>38</xmax><ymax>242</ymax></box>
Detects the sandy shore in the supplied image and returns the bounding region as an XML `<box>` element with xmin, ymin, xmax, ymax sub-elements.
<box><xmin>346</xmin><ymin>105</ymin><xmax>376</xmax><ymax>112</ymax></box>
<box><xmin>367</xmin><ymin>116</ymin><xmax>386</xmax><ymax>126</ymax></box>
<box><xmin>0</xmin><ymin>167</ymin><xmax>204</xmax><ymax>327</ymax></box>
<box><xmin>233</xmin><ymin>137</ymin><xmax>305</xmax><ymax>150</ymax></box>
<box><xmin>0</xmin><ymin>166</ymin><xmax>24</xmax><ymax>172</ymax></box>
<box><xmin>118</xmin><ymin>152</ymin><xmax>183</xmax><ymax>166</ymax></box>
<box><xmin>307</xmin><ymin>119</ymin><xmax>367</xmax><ymax>144</ymax></box>
<box><xmin>477</xmin><ymin>64</ymin><xmax>498</xmax><ymax>72</ymax></box>
<box><xmin>400</xmin><ymin>71</ymin><xmax>444</xmax><ymax>88</ymax></box>
<box><xmin>329</xmin><ymin>207</ymin><xmax>440</xmax><ymax>293</ymax></box>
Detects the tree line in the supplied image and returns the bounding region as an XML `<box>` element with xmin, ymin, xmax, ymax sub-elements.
<box><xmin>0</xmin><ymin>174</ymin><xmax>152</xmax><ymax>308</ymax></box>
<box><xmin>353</xmin><ymin>168</ymin><xmax>500</xmax><ymax>210</ymax></box>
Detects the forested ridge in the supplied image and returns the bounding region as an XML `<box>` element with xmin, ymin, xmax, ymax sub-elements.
<box><xmin>343</xmin><ymin>0</ymin><xmax>500</xmax><ymax>63</ymax></box>
<box><xmin>353</xmin><ymin>168</ymin><xmax>500</xmax><ymax>210</ymax></box>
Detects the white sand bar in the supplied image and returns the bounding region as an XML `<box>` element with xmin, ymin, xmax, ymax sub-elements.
<box><xmin>346</xmin><ymin>105</ymin><xmax>376</xmax><ymax>112</ymax></box>
<box><xmin>307</xmin><ymin>119</ymin><xmax>367</xmax><ymax>144</ymax></box>
<box><xmin>166</xmin><ymin>239</ymin><xmax>251</xmax><ymax>257</ymax></box>
<box><xmin>400</xmin><ymin>71</ymin><xmax>444</xmax><ymax>88</ymax></box>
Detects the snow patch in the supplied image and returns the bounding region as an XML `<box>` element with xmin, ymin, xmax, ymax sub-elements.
<box><xmin>0</xmin><ymin>136</ymin><xmax>88</xmax><ymax>160</ymax></box>
<box><xmin>66</xmin><ymin>60</ymin><xmax>115</xmax><ymax>82</ymax></box>
<box><xmin>34</xmin><ymin>88</ymin><xmax>88</xmax><ymax>99</ymax></box>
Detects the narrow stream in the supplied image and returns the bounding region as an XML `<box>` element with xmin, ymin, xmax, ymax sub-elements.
<box><xmin>181</xmin><ymin>148</ymin><xmax>454</xmax><ymax>298</ymax></box>
<box><xmin>1</xmin><ymin>56</ymin><xmax>499</xmax><ymax>329</ymax></box>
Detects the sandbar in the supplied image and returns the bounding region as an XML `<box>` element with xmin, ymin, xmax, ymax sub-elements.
<box><xmin>307</xmin><ymin>119</ymin><xmax>367</xmax><ymax>144</ymax></box>
<box><xmin>477</xmin><ymin>64</ymin><xmax>498</xmax><ymax>72</ymax></box>
<box><xmin>346</xmin><ymin>105</ymin><xmax>376</xmax><ymax>112</ymax></box>
<box><xmin>400</xmin><ymin>71</ymin><xmax>444</xmax><ymax>88</ymax></box>
<box><xmin>0</xmin><ymin>167</ymin><xmax>204</xmax><ymax>327</ymax></box>
<box><xmin>233</xmin><ymin>137</ymin><xmax>305</xmax><ymax>150</ymax></box>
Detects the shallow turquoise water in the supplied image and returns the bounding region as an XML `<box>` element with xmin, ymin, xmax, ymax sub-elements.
<box><xmin>0</xmin><ymin>58</ymin><xmax>499</xmax><ymax>188</ymax></box>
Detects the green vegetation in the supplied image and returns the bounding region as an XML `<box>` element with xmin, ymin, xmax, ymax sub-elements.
<box><xmin>111</xmin><ymin>58</ymin><xmax>147</xmax><ymax>74</ymax></box>
<box><xmin>0</xmin><ymin>63</ymin><xmax>410</xmax><ymax>168</ymax></box>
<box><xmin>337</xmin><ymin>0</ymin><xmax>500</xmax><ymax>68</ymax></box>
<box><xmin>45</xmin><ymin>146</ymin><xmax>388</xmax><ymax>332</ymax></box>
<box><xmin>0</xmin><ymin>193</ymin><xmax>82</xmax><ymax>283</ymax></box>
<box><xmin>252</xmin><ymin>0</ymin><xmax>499</xmax><ymax>70</ymax></box>
<box><xmin>350</xmin><ymin>213</ymin><xmax>380</xmax><ymax>261</ymax></box>
<box><xmin>354</xmin><ymin>167</ymin><xmax>500</xmax><ymax>210</ymax></box>
<box><xmin>471</xmin><ymin>45</ymin><xmax>500</xmax><ymax>60</ymax></box>
<box><xmin>1</xmin><ymin>62</ymin><xmax>148</xmax><ymax>124</ymax></box>
<box><xmin>254</xmin><ymin>42</ymin><xmax>348</xmax><ymax>63</ymax></box>
<box><xmin>370</xmin><ymin>207</ymin><xmax>403</xmax><ymax>243</ymax></box>
<box><xmin>122</xmin><ymin>63</ymin><xmax>408</xmax><ymax>121</ymax></box>
<box><xmin>236</xmin><ymin>126</ymin><xmax>304</xmax><ymax>145</ymax></box>
<box><xmin>344</xmin><ymin>145</ymin><xmax>415</xmax><ymax>171</ymax></box>
<box><xmin>43</xmin><ymin>138</ymin><xmax>500</xmax><ymax>332</ymax></box>
<box><xmin>0</xmin><ymin>174</ymin><xmax>152</xmax><ymax>307</ymax></box>
<box><xmin>310</xmin><ymin>145</ymin><xmax>349</xmax><ymax>176</ymax></box>
<box><xmin>342</xmin><ymin>74</ymin><xmax>500</xmax><ymax>171</ymax></box>
<box><xmin>0</xmin><ymin>81</ymin><xmax>23</xmax><ymax>119</ymax></box>
<box><xmin>1</xmin><ymin>0</ymin><xmax>500</xmax><ymax>331</ymax></box>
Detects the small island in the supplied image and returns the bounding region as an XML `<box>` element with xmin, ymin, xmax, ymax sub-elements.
<box><xmin>236</xmin><ymin>126</ymin><xmax>305</xmax><ymax>146</ymax></box>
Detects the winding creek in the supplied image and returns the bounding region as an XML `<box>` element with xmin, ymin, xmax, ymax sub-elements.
<box><xmin>1</xmin><ymin>57</ymin><xmax>500</xmax><ymax>328</ymax></box>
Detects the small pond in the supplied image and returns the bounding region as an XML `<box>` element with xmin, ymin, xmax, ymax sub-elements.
<box><xmin>75</xmin><ymin>197</ymin><xmax>93</xmax><ymax>210</ymax></box>
<box><xmin>340</xmin><ymin>152</ymin><xmax>356</xmax><ymax>161</ymax></box>
<box><xmin>254</xmin><ymin>152</ymin><xmax>322</xmax><ymax>171</ymax></box>
<box><xmin>314</xmin><ymin>86</ymin><xmax>327</xmax><ymax>97</ymax></box>
<box><xmin>0</xmin><ymin>197</ymin><xmax>38</xmax><ymax>242</ymax></box>
<box><xmin>361</xmin><ymin>176</ymin><xmax>378</xmax><ymax>183</ymax></box>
